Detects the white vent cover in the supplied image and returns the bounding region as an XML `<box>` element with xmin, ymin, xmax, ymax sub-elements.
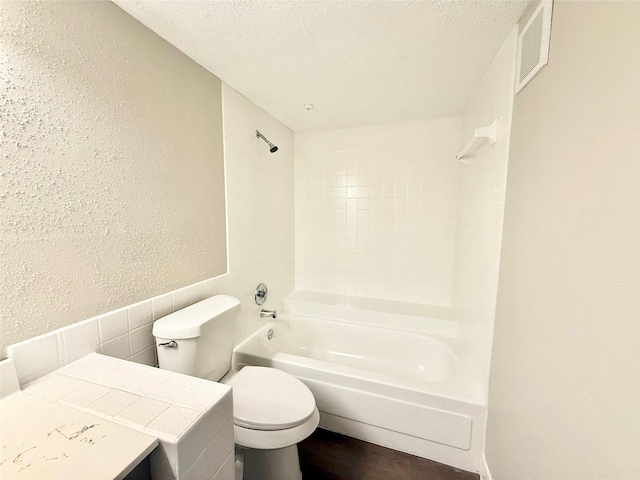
<box><xmin>515</xmin><ymin>0</ymin><xmax>553</xmax><ymax>94</ymax></box>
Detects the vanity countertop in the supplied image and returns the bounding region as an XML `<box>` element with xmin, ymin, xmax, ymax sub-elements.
<box><xmin>0</xmin><ymin>391</ymin><xmax>157</xmax><ymax>480</ymax></box>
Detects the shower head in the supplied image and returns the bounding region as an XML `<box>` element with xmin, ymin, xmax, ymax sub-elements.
<box><xmin>256</xmin><ymin>130</ymin><xmax>278</xmax><ymax>153</ymax></box>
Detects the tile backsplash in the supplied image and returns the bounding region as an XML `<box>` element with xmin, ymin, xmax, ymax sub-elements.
<box><xmin>7</xmin><ymin>277</ymin><xmax>221</xmax><ymax>386</ymax></box>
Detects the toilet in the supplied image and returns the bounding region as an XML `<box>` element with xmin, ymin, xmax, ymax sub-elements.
<box><xmin>152</xmin><ymin>294</ymin><xmax>319</xmax><ymax>480</ymax></box>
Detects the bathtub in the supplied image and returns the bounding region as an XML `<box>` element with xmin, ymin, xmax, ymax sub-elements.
<box><xmin>232</xmin><ymin>297</ymin><xmax>487</xmax><ymax>474</ymax></box>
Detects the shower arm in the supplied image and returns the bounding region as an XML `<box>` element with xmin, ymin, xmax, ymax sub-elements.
<box><xmin>256</xmin><ymin>130</ymin><xmax>278</xmax><ymax>153</ymax></box>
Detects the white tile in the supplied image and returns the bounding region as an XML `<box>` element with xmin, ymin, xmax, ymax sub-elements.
<box><xmin>211</xmin><ymin>451</ymin><xmax>235</xmax><ymax>480</ymax></box>
<box><xmin>172</xmin><ymin>287</ymin><xmax>191</xmax><ymax>311</ymax></box>
<box><xmin>59</xmin><ymin>381</ymin><xmax>112</xmax><ymax>408</ymax></box>
<box><xmin>7</xmin><ymin>331</ymin><xmax>61</xmax><ymax>384</ymax></box>
<box><xmin>89</xmin><ymin>389</ymin><xmax>140</xmax><ymax>417</ymax></box>
<box><xmin>176</xmin><ymin>401</ymin><xmax>232</xmax><ymax>474</ymax></box>
<box><xmin>60</xmin><ymin>354</ymin><xmax>122</xmax><ymax>388</ymax></box>
<box><xmin>116</xmin><ymin>397</ymin><xmax>171</xmax><ymax>428</ymax></box>
<box><xmin>98</xmin><ymin>308</ymin><xmax>129</xmax><ymax>343</ymax></box>
<box><xmin>113</xmin><ymin>361</ymin><xmax>152</xmax><ymax>392</ymax></box>
<box><xmin>22</xmin><ymin>373</ymin><xmax>88</xmax><ymax>401</ymax></box>
<box><xmin>130</xmin><ymin>324</ymin><xmax>154</xmax><ymax>355</ymax></box>
<box><xmin>55</xmin><ymin>331</ymin><xmax>65</xmax><ymax>366</ymax></box>
<box><xmin>100</xmin><ymin>333</ymin><xmax>131</xmax><ymax>360</ymax></box>
<box><xmin>58</xmin><ymin>352</ymin><xmax>120</xmax><ymax>378</ymax></box>
<box><xmin>129</xmin><ymin>300</ymin><xmax>153</xmax><ymax>330</ymax></box>
<box><xmin>61</xmin><ymin>318</ymin><xmax>100</xmax><ymax>364</ymax></box>
<box><xmin>130</xmin><ymin>346</ymin><xmax>157</xmax><ymax>367</ymax></box>
<box><xmin>189</xmin><ymin>282</ymin><xmax>206</xmax><ymax>304</ymax></box>
<box><xmin>146</xmin><ymin>374</ymin><xmax>200</xmax><ymax>404</ymax></box>
<box><xmin>148</xmin><ymin>475</ymin><xmax>177</xmax><ymax>480</ymax></box>
<box><xmin>0</xmin><ymin>359</ymin><xmax>20</xmax><ymax>399</ymax></box>
<box><xmin>182</xmin><ymin>446</ymin><xmax>208</xmax><ymax>480</ymax></box>
<box><xmin>145</xmin><ymin>404</ymin><xmax>201</xmax><ymax>440</ymax></box>
<box><xmin>203</xmin><ymin>277</ymin><xmax>219</xmax><ymax>297</ymax></box>
<box><xmin>150</xmin><ymin>441</ymin><xmax>179</xmax><ymax>479</ymax></box>
<box><xmin>153</xmin><ymin>293</ymin><xmax>174</xmax><ymax>321</ymax></box>
<box><xmin>118</xmin><ymin>364</ymin><xmax>170</xmax><ymax>395</ymax></box>
<box><xmin>205</xmin><ymin>421</ymin><xmax>234</xmax><ymax>478</ymax></box>
<box><xmin>174</xmin><ymin>380</ymin><xmax>228</xmax><ymax>412</ymax></box>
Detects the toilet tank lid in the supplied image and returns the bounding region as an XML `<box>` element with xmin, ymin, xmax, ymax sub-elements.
<box><xmin>152</xmin><ymin>295</ymin><xmax>240</xmax><ymax>340</ymax></box>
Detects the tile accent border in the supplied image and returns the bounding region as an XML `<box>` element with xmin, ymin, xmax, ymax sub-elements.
<box><xmin>7</xmin><ymin>275</ymin><xmax>227</xmax><ymax>386</ymax></box>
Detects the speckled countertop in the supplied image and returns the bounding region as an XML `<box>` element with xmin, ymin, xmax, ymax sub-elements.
<box><xmin>0</xmin><ymin>392</ymin><xmax>157</xmax><ymax>480</ymax></box>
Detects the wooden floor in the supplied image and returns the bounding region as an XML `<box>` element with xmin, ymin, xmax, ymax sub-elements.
<box><xmin>298</xmin><ymin>429</ymin><xmax>479</xmax><ymax>480</ymax></box>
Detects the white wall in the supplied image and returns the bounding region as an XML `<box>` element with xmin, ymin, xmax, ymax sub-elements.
<box><xmin>221</xmin><ymin>84</ymin><xmax>295</xmax><ymax>344</ymax></box>
<box><xmin>295</xmin><ymin>119</ymin><xmax>460</xmax><ymax>306</ymax></box>
<box><xmin>487</xmin><ymin>2</ymin><xmax>640</xmax><ymax>477</ymax></box>
<box><xmin>452</xmin><ymin>29</ymin><xmax>517</xmax><ymax>401</ymax></box>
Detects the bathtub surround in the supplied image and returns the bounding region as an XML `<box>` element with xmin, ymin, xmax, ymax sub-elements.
<box><xmin>487</xmin><ymin>2</ymin><xmax>640</xmax><ymax>478</ymax></box>
<box><xmin>1</xmin><ymin>0</ymin><xmax>227</xmax><ymax>356</ymax></box>
<box><xmin>452</xmin><ymin>28</ymin><xmax>517</xmax><ymax>403</ymax></box>
<box><xmin>295</xmin><ymin>118</ymin><xmax>461</xmax><ymax>306</ymax></box>
<box><xmin>294</xmin><ymin>29</ymin><xmax>517</xmax><ymax>398</ymax></box>
<box><xmin>283</xmin><ymin>290</ymin><xmax>455</xmax><ymax>336</ymax></box>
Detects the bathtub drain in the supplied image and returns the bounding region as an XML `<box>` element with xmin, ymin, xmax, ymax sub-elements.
<box><xmin>267</xmin><ymin>328</ymin><xmax>275</xmax><ymax>340</ymax></box>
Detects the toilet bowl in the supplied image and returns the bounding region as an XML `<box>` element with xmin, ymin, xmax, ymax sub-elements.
<box><xmin>152</xmin><ymin>295</ymin><xmax>318</xmax><ymax>480</ymax></box>
<box><xmin>225</xmin><ymin>366</ymin><xmax>319</xmax><ymax>480</ymax></box>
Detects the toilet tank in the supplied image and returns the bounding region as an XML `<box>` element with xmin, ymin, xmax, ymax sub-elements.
<box><xmin>152</xmin><ymin>295</ymin><xmax>241</xmax><ymax>381</ymax></box>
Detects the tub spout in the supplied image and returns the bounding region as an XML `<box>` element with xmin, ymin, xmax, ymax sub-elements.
<box><xmin>260</xmin><ymin>309</ymin><xmax>278</xmax><ymax>319</ymax></box>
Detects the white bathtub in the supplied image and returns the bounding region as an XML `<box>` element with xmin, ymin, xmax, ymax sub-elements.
<box><xmin>233</xmin><ymin>299</ymin><xmax>487</xmax><ymax>474</ymax></box>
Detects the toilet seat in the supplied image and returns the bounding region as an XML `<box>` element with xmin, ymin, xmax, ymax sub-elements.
<box><xmin>234</xmin><ymin>407</ymin><xmax>320</xmax><ymax>450</ymax></box>
<box><xmin>226</xmin><ymin>366</ymin><xmax>316</xmax><ymax>431</ymax></box>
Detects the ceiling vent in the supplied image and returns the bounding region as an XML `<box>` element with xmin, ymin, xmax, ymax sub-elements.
<box><xmin>515</xmin><ymin>0</ymin><xmax>553</xmax><ymax>94</ymax></box>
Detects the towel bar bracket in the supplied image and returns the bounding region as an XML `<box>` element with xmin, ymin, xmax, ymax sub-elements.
<box><xmin>455</xmin><ymin>118</ymin><xmax>498</xmax><ymax>165</ymax></box>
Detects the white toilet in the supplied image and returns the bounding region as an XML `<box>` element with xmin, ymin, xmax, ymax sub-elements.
<box><xmin>152</xmin><ymin>295</ymin><xmax>319</xmax><ymax>480</ymax></box>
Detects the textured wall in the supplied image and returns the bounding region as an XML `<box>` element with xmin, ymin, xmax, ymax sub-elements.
<box><xmin>1</xmin><ymin>1</ymin><xmax>227</xmax><ymax>356</ymax></box>
<box><xmin>487</xmin><ymin>2</ymin><xmax>640</xmax><ymax>477</ymax></box>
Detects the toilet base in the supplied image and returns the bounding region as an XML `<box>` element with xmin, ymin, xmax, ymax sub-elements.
<box><xmin>239</xmin><ymin>445</ymin><xmax>302</xmax><ymax>480</ymax></box>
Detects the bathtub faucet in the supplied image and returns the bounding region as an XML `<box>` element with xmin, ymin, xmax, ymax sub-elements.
<box><xmin>259</xmin><ymin>309</ymin><xmax>278</xmax><ymax>319</ymax></box>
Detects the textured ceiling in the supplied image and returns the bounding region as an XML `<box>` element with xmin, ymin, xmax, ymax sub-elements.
<box><xmin>112</xmin><ymin>1</ymin><xmax>527</xmax><ymax>132</ymax></box>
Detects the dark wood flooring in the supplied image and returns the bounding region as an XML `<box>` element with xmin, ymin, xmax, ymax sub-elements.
<box><xmin>298</xmin><ymin>429</ymin><xmax>479</xmax><ymax>480</ymax></box>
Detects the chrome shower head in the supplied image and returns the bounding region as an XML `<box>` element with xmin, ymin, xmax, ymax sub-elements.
<box><xmin>256</xmin><ymin>130</ymin><xmax>278</xmax><ymax>153</ymax></box>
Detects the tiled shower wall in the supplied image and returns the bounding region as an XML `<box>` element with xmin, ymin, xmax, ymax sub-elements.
<box><xmin>295</xmin><ymin>118</ymin><xmax>461</xmax><ymax>306</ymax></box>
